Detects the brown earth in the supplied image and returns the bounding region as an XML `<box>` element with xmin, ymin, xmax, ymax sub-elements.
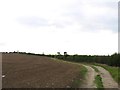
<box><xmin>2</xmin><ymin>53</ymin><xmax>82</xmax><ymax>88</ymax></box>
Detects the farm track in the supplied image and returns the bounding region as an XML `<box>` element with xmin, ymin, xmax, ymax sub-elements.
<box><xmin>81</xmin><ymin>64</ymin><xmax>118</xmax><ymax>89</ymax></box>
<box><xmin>50</xmin><ymin>59</ymin><xmax>119</xmax><ymax>88</ymax></box>
<box><xmin>80</xmin><ymin>64</ymin><xmax>97</xmax><ymax>88</ymax></box>
<box><xmin>94</xmin><ymin>66</ymin><xmax>118</xmax><ymax>88</ymax></box>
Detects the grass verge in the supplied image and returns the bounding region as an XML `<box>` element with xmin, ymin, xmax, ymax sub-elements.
<box><xmin>71</xmin><ymin>66</ymin><xmax>88</xmax><ymax>88</ymax></box>
<box><xmin>94</xmin><ymin>75</ymin><xmax>104</xmax><ymax>89</ymax></box>
<box><xmin>93</xmin><ymin>63</ymin><xmax>119</xmax><ymax>84</ymax></box>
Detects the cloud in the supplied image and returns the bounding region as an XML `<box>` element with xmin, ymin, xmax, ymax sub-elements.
<box><xmin>0</xmin><ymin>43</ymin><xmax>6</xmax><ymax>46</ymax></box>
<box><xmin>0</xmin><ymin>0</ymin><xmax>118</xmax><ymax>55</ymax></box>
<box><xmin>15</xmin><ymin>0</ymin><xmax>117</xmax><ymax>32</ymax></box>
<box><xmin>62</xmin><ymin>0</ymin><xmax>117</xmax><ymax>32</ymax></box>
<box><xmin>16</xmin><ymin>17</ymin><xmax>72</xmax><ymax>29</ymax></box>
<box><xmin>17</xmin><ymin>17</ymin><xmax>49</xmax><ymax>27</ymax></box>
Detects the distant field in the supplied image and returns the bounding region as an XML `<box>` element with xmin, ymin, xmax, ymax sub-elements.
<box><xmin>2</xmin><ymin>53</ymin><xmax>84</xmax><ymax>88</ymax></box>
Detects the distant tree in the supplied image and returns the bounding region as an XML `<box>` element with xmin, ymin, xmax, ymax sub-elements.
<box><xmin>63</xmin><ymin>52</ymin><xmax>68</xmax><ymax>60</ymax></box>
<box><xmin>57</xmin><ymin>52</ymin><xmax>61</xmax><ymax>55</ymax></box>
<box><xmin>64</xmin><ymin>52</ymin><xmax>67</xmax><ymax>56</ymax></box>
<box><xmin>110</xmin><ymin>53</ymin><xmax>119</xmax><ymax>66</ymax></box>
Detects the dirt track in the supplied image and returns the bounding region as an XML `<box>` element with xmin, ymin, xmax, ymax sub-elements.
<box><xmin>2</xmin><ymin>53</ymin><xmax>82</xmax><ymax>88</ymax></box>
<box><xmin>94</xmin><ymin>66</ymin><xmax>118</xmax><ymax>88</ymax></box>
<box><xmin>81</xmin><ymin>64</ymin><xmax>118</xmax><ymax>88</ymax></box>
<box><xmin>80</xmin><ymin>65</ymin><xmax>96</xmax><ymax>88</ymax></box>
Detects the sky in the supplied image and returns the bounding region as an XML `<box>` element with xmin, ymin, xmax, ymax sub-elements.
<box><xmin>0</xmin><ymin>0</ymin><xmax>118</xmax><ymax>55</ymax></box>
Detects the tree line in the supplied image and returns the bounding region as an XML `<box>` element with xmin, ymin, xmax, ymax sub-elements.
<box><xmin>3</xmin><ymin>51</ymin><xmax>119</xmax><ymax>67</ymax></box>
<box><xmin>54</xmin><ymin>53</ymin><xmax>119</xmax><ymax>67</ymax></box>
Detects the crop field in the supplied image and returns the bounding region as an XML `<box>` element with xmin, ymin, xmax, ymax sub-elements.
<box><xmin>2</xmin><ymin>53</ymin><xmax>83</xmax><ymax>88</ymax></box>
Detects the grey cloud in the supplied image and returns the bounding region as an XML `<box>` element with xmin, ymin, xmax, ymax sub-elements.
<box><xmin>63</xmin><ymin>1</ymin><xmax>117</xmax><ymax>33</ymax></box>
<box><xmin>51</xmin><ymin>21</ymin><xmax>73</xmax><ymax>28</ymax></box>
<box><xmin>79</xmin><ymin>15</ymin><xmax>117</xmax><ymax>32</ymax></box>
<box><xmin>17</xmin><ymin>17</ymin><xmax>71</xmax><ymax>29</ymax></box>
<box><xmin>16</xmin><ymin>1</ymin><xmax>117</xmax><ymax>33</ymax></box>
<box><xmin>52</xmin><ymin>23</ymin><xmax>65</xmax><ymax>28</ymax></box>
<box><xmin>95</xmin><ymin>1</ymin><xmax>117</xmax><ymax>8</ymax></box>
<box><xmin>96</xmin><ymin>16</ymin><xmax>117</xmax><ymax>32</ymax></box>
<box><xmin>81</xmin><ymin>17</ymin><xmax>117</xmax><ymax>33</ymax></box>
<box><xmin>17</xmin><ymin>17</ymin><xmax>49</xmax><ymax>27</ymax></box>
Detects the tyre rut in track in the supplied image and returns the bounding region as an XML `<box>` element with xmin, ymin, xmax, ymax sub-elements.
<box><xmin>94</xmin><ymin>66</ymin><xmax>118</xmax><ymax>88</ymax></box>
<box><xmin>80</xmin><ymin>64</ymin><xmax>97</xmax><ymax>88</ymax></box>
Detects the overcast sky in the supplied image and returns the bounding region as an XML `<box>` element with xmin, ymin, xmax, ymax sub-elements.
<box><xmin>0</xmin><ymin>0</ymin><xmax>118</xmax><ymax>55</ymax></box>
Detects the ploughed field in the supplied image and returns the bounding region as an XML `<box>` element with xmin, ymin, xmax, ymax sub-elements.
<box><xmin>2</xmin><ymin>53</ymin><xmax>82</xmax><ymax>88</ymax></box>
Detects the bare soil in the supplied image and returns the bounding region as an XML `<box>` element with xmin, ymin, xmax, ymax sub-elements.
<box><xmin>2</xmin><ymin>53</ymin><xmax>82</xmax><ymax>88</ymax></box>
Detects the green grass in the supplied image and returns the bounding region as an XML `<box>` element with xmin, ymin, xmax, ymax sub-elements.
<box><xmin>71</xmin><ymin>66</ymin><xmax>88</xmax><ymax>88</ymax></box>
<box><xmin>93</xmin><ymin>63</ymin><xmax>119</xmax><ymax>84</ymax></box>
<box><xmin>94</xmin><ymin>75</ymin><xmax>104</xmax><ymax>89</ymax></box>
<box><xmin>92</xmin><ymin>65</ymin><xmax>104</xmax><ymax>89</ymax></box>
<box><xmin>91</xmin><ymin>65</ymin><xmax>99</xmax><ymax>72</ymax></box>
